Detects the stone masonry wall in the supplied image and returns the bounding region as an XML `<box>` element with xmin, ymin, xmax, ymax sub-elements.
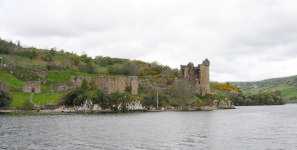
<box><xmin>94</xmin><ymin>76</ymin><xmax>139</xmax><ymax>95</ymax></box>
<box><xmin>181</xmin><ymin>59</ymin><xmax>210</xmax><ymax>96</ymax></box>
<box><xmin>129</xmin><ymin>76</ymin><xmax>139</xmax><ymax>95</ymax></box>
<box><xmin>0</xmin><ymin>82</ymin><xmax>8</xmax><ymax>92</ymax></box>
<box><xmin>23</xmin><ymin>81</ymin><xmax>41</xmax><ymax>93</ymax></box>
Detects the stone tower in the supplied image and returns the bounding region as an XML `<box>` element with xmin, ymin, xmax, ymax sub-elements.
<box><xmin>180</xmin><ymin>59</ymin><xmax>210</xmax><ymax>96</ymax></box>
<box><xmin>197</xmin><ymin>59</ymin><xmax>210</xmax><ymax>96</ymax></box>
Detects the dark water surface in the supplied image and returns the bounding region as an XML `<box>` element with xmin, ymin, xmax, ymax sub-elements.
<box><xmin>1</xmin><ymin>104</ymin><xmax>297</xmax><ymax>150</ymax></box>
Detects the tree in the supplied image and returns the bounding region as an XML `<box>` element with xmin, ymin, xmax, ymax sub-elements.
<box><xmin>16</xmin><ymin>48</ymin><xmax>38</xmax><ymax>59</ymax></box>
<box><xmin>0</xmin><ymin>90</ymin><xmax>11</xmax><ymax>108</ymax></box>
<box><xmin>43</xmin><ymin>52</ymin><xmax>53</xmax><ymax>62</ymax></box>
<box><xmin>230</xmin><ymin>91</ymin><xmax>285</xmax><ymax>106</ymax></box>
<box><xmin>71</xmin><ymin>55</ymin><xmax>80</xmax><ymax>66</ymax></box>
<box><xmin>21</xmin><ymin>99</ymin><xmax>34</xmax><ymax>110</ymax></box>
<box><xmin>108</xmin><ymin>62</ymin><xmax>139</xmax><ymax>76</ymax></box>
<box><xmin>79</xmin><ymin>62</ymin><xmax>97</xmax><ymax>74</ymax></box>
<box><xmin>0</xmin><ymin>39</ymin><xmax>16</xmax><ymax>54</ymax></box>
<box><xmin>80</xmin><ymin>54</ymin><xmax>92</xmax><ymax>63</ymax></box>
<box><xmin>108</xmin><ymin>92</ymin><xmax>132</xmax><ymax>112</ymax></box>
<box><xmin>92</xmin><ymin>90</ymin><xmax>109</xmax><ymax>109</ymax></box>
<box><xmin>170</xmin><ymin>79</ymin><xmax>196</xmax><ymax>110</ymax></box>
<box><xmin>61</xmin><ymin>79</ymin><xmax>109</xmax><ymax>107</ymax></box>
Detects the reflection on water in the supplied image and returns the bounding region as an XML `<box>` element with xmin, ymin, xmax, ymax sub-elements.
<box><xmin>1</xmin><ymin>104</ymin><xmax>297</xmax><ymax>150</ymax></box>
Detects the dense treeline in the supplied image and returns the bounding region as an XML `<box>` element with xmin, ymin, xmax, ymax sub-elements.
<box><xmin>211</xmin><ymin>82</ymin><xmax>286</xmax><ymax>106</ymax></box>
<box><xmin>231</xmin><ymin>91</ymin><xmax>285</xmax><ymax>106</ymax></box>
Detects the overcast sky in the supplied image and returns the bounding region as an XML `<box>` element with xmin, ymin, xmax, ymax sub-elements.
<box><xmin>1</xmin><ymin>0</ymin><xmax>297</xmax><ymax>82</ymax></box>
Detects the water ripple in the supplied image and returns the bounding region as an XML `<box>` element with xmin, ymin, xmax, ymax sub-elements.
<box><xmin>1</xmin><ymin>104</ymin><xmax>297</xmax><ymax>149</ymax></box>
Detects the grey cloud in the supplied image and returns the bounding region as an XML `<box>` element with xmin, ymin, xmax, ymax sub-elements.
<box><xmin>1</xmin><ymin>0</ymin><xmax>297</xmax><ymax>81</ymax></box>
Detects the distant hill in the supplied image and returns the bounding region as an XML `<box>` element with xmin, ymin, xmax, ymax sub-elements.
<box><xmin>232</xmin><ymin>76</ymin><xmax>297</xmax><ymax>102</ymax></box>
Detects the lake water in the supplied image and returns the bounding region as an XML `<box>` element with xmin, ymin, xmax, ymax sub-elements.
<box><xmin>1</xmin><ymin>104</ymin><xmax>297</xmax><ymax>150</ymax></box>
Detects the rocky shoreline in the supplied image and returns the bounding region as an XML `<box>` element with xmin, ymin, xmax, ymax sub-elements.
<box><xmin>0</xmin><ymin>105</ymin><xmax>236</xmax><ymax>115</ymax></box>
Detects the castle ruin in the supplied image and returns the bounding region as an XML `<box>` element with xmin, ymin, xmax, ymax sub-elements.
<box><xmin>23</xmin><ymin>81</ymin><xmax>41</xmax><ymax>93</ymax></box>
<box><xmin>94</xmin><ymin>76</ymin><xmax>139</xmax><ymax>95</ymax></box>
<box><xmin>180</xmin><ymin>59</ymin><xmax>210</xmax><ymax>96</ymax></box>
<box><xmin>71</xmin><ymin>76</ymin><xmax>139</xmax><ymax>95</ymax></box>
<box><xmin>0</xmin><ymin>82</ymin><xmax>8</xmax><ymax>92</ymax></box>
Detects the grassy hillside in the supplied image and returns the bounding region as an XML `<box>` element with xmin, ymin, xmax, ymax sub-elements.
<box><xmin>232</xmin><ymin>76</ymin><xmax>297</xmax><ymax>102</ymax></box>
<box><xmin>0</xmin><ymin>38</ymin><xmax>178</xmax><ymax>109</ymax></box>
<box><xmin>0</xmin><ymin>70</ymin><xmax>24</xmax><ymax>90</ymax></box>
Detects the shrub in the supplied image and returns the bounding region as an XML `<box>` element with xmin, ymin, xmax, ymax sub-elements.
<box><xmin>42</xmin><ymin>52</ymin><xmax>54</xmax><ymax>62</ymax></box>
<box><xmin>0</xmin><ymin>90</ymin><xmax>11</xmax><ymax>108</ymax></box>
<box><xmin>61</xmin><ymin>88</ymin><xmax>86</xmax><ymax>106</ymax></box>
<box><xmin>61</xmin><ymin>80</ymin><xmax>108</xmax><ymax>107</ymax></box>
<box><xmin>79</xmin><ymin>62</ymin><xmax>97</xmax><ymax>74</ymax></box>
<box><xmin>21</xmin><ymin>99</ymin><xmax>34</xmax><ymax>110</ymax></box>
<box><xmin>108</xmin><ymin>92</ymin><xmax>131</xmax><ymax>112</ymax></box>
<box><xmin>15</xmin><ymin>48</ymin><xmax>38</xmax><ymax>59</ymax></box>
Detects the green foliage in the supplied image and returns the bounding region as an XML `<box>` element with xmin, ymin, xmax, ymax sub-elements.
<box><xmin>0</xmin><ymin>90</ymin><xmax>11</xmax><ymax>107</ymax></box>
<box><xmin>92</xmin><ymin>90</ymin><xmax>110</xmax><ymax>109</ymax></box>
<box><xmin>61</xmin><ymin>79</ymin><xmax>138</xmax><ymax>112</ymax></box>
<box><xmin>10</xmin><ymin>92</ymin><xmax>63</xmax><ymax>108</ymax></box>
<box><xmin>62</xmin><ymin>88</ymin><xmax>87</xmax><ymax>106</ymax></box>
<box><xmin>169</xmin><ymin>79</ymin><xmax>196</xmax><ymax>109</ymax></box>
<box><xmin>142</xmin><ymin>93</ymin><xmax>170</xmax><ymax>108</ymax></box>
<box><xmin>10</xmin><ymin>92</ymin><xmax>30</xmax><ymax>108</ymax></box>
<box><xmin>95</xmin><ymin>56</ymin><xmax>128</xmax><ymax>66</ymax></box>
<box><xmin>108</xmin><ymin>62</ymin><xmax>139</xmax><ymax>76</ymax></box>
<box><xmin>42</xmin><ymin>52</ymin><xmax>54</xmax><ymax>62</ymax></box>
<box><xmin>80</xmin><ymin>54</ymin><xmax>92</xmax><ymax>63</ymax></box>
<box><xmin>11</xmin><ymin>65</ymin><xmax>47</xmax><ymax>81</ymax></box>
<box><xmin>71</xmin><ymin>55</ymin><xmax>80</xmax><ymax>66</ymax></box>
<box><xmin>15</xmin><ymin>48</ymin><xmax>38</xmax><ymax>59</ymax></box>
<box><xmin>109</xmin><ymin>92</ymin><xmax>134</xmax><ymax>112</ymax></box>
<box><xmin>47</xmin><ymin>70</ymin><xmax>94</xmax><ymax>84</ymax></box>
<box><xmin>0</xmin><ymin>38</ymin><xmax>177</xmax><ymax>78</ymax></box>
<box><xmin>21</xmin><ymin>99</ymin><xmax>34</xmax><ymax>110</ymax></box>
<box><xmin>0</xmin><ymin>39</ymin><xmax>16</xmax><ymax>54</ymax></box>
<box><xmin>10</xmin><ymin>92</ymin><xmax>34</xmax><ymax>110</ymax></box>
<box><xmin>142</xmin><ymin>95</ymin><xmax>157</xmax><ymax>108</ymax></box>
<box><xmin>194</xmin><ymin>94</ymin><xmax>217</xmax><ymax>107</ymax></box>
<box><xmin>0</xmin><ymin>70</ymin><xmax>24</xmax><ymax>91</ymax></box>
<box><xmin>79</xmin><ymin>62</ymin><xmax>97</xmax><ymax>74</ymax></box>
<box><xmin>32</xmin><ymin>93</ymin><xmax>63</xmax><ymax>105</ymax></box>
<box><xmin>231</xmin><ymin>91</ymin><xmax>285</xmax><ymax>106</ymax></box>
<box><xmin>232</xmin><ymin>76</ymin><xmax>297</xmax><ymax>102</ymax></box>
<box><xmin>0</xmin><ymin>38</ymin><xmax>185</xmax><ymax>110</ymax></box>
<box><xmin>211</xmin><ymin>82</ymin><xmax>241</xmax><ymax>93</ymax></box>
<box><xmin>61</xmin><ymin>80</ymin><xmax>107</xmax><ymax>106</ymax></box>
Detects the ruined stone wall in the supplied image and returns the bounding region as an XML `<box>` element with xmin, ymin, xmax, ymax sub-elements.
<box><xmin>129</xmin><ymin>76</ymin><xmax>139</xmax><ymax>95</ymax></box>
<box><xmin>69</xmin><ymin>75</ymin><xmax>139</xmax><ymax>95</ymax></box>
<box><xmin>181</xmin><ymin>63</ymin><xmax>197</xmax><ymax>81</ymax></box>
<box><xmin>181</xmin><ymin>59</ymin><xmax>210</xmax><ymax>96</ymax></box>
<box><xmin>94</xmin><ymin>76</ymin><xmax>139</xmax><ymax>95</ymax></box>
<box><xmin>23</xmin><ymin>81</ymin><xmax>41</xmax><ymax>93</ymax></box>
<box><xmin>0</xmin><ymin>82</ymin><xmax>8</xmax><ymax>92</ymax></box>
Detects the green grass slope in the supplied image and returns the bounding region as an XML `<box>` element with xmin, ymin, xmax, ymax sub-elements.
<box><xmin>0</xmin><ymin>70</ymin><xmax>24</xmax><ymax>90</ymax></box>
<box><xmin>232</xmin><ymin>76</ymin><xmax>297</xmax><ymax>102</ymax></box>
